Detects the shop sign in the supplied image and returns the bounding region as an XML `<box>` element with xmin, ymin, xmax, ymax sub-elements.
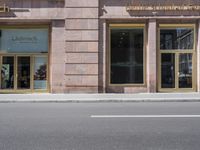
<box><xmin>0</xmin><ymin>29</ymin><xmax>48</xmax><ymax>53</ymax></box>
<box><xmin>12</xmin><ymin>36</ymin><xmax>38</xmax><ymax>43</ymax></box>
<box><xmin>126</xmin><ymin>4</ymin><xmax>200</xmax><ymax>11</ymax></box>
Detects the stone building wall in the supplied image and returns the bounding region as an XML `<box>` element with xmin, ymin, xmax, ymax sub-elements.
<box><xmin>65</xmin><ymin>0</ymin><xmax>99</xmax><ymax>93</ymax></box>
<box><xmin>0</xmin><ymin>0</ymin><xmax>200</xmax><ymax>93</ymax></box>
<box><xmin>0</xmin><ymin>0</ymin><xmax>64</xmax><ymax>19</ymax></box>
<box><xmin>0</xmin><ymin>0</ymin><xmax>100</xmax><ymax>93</ymax></box>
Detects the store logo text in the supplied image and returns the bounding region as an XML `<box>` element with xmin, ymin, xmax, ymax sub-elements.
<box><xmin>12</xmin><ymin>36</ymin><xmax>38</xmax><ymax>43</ymax></box>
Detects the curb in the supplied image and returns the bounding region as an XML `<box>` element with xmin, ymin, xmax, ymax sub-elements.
<box><xmin>0</xmin><ymin>94</ymin><xmax>200</xmax><ymax>103</ymax></box>
<box><xmin>1</xmin><ymin>99</ymin><xmax>200</xmax><ymax>103</ymax></box>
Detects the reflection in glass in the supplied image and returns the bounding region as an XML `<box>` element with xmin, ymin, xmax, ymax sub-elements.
<box><xmin>34</xmin><ymin>57</ymin><xmax>47</xmax><ymax>89</ymax></box>
<box><xmin>161</xmin><ymin>54</ymin><xmax>175</xmax><ymax>88</ymax></box>
<box><xmin>110</xmin><ymin>28</ymin><xmax>144</xmax><ymax>84</ymax></box>
<box><xmin>179</xmin><ymin>53</ymin><xmax>192</xmax><ymax>88</ymax></box>
<box><xmin>1</xmin><ymin>56</ymin><xmax>14</xmax><ymax>89</ymax></box>
<box><xmin>160</xmin><ymin>28</ymin><xmax>194</xmax><ymax>50</ymax></box>
<box><xmin>17</xmin><ymin>57</ymin><xmax>30</xmax><ymax>89</ymax></box>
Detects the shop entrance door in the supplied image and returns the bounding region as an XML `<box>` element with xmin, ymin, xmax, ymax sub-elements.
<box><xmin>1</xmin><ymin>56</ymin><xmax>31</xmax><ymax>91</ymax></box>
<box><xmin>158</xmin><ymin>24</ymin><xmax>196</xmax><ymax>92</ymax></box>
<box><xmin>17</xmin><ymin>56</ymin><xmax>31</xmax><ymax>90</ymax></box>
<box><xmin>0</xmin><ymin>55</ymin><xmax>48</xmax><ymax>93</ymax></box>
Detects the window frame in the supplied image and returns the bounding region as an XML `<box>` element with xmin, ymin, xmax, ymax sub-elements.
<box><xmin>159</xmin><ymin>24</ymin><xmax>195</xmax><ymax>51</ymax></box>
<box><xmin>158</xmin><ymin>24</ymin><xmax>197</xmax><ymax>92</ymax></box>
<box><xmin>108</xmin><ymin>24</ymin><xmax>146</xmax><ymax>86</ymax></box>
<box><xmin>0</xmin><ymin>25</ymin><xmax>50</xmax><ymax>93</ymax></box>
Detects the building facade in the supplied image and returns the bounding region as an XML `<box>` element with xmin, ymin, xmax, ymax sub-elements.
<box><xmin>0</xmin><ymin>0</ymin><xmax>200</xmax><ymax>93</ymax></box>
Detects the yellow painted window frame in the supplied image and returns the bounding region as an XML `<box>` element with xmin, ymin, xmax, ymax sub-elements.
<box><xmin>158</xmin><ymin>24</ymin><xmax>197</xmax><ymax>92</ymax></box>
<box><xmin>0</xmin><ymin>26</ymin><xmax>50</xmax><ymax>93</ymax></box>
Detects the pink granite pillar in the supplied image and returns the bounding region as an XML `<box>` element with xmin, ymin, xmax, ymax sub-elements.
<box><xmin>197</xmin><ymin>20</ymin><xmax>200</xmax><ymax>92</ymax></box>
<box><xmin>147</xmin><ymin>19</ymin><xmax>157</xmax><ymax>93</ymax></box>
<box><xmin>51</xmin><ymin>20</ymin><xmax>66</xmax><ymax>93</ymax></box>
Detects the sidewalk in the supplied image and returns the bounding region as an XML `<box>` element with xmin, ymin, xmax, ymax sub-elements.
<box><xmin>0</xmin><ymin>93</ymin><xmax>200</xmax><ymax>102</ymax></box>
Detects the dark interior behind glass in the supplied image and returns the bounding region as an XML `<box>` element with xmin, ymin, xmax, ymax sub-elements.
<box><xmin>160</xmin><ymin>28</ymin><xmax>194</xmax><ymax>50</ymax></box>
<box><xmin>110</xmin><ymin>28</ymin><xmax>144</xmax><ymax>84</ymax></box>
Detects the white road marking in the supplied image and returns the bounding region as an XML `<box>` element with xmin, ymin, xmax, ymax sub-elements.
<box><xmin>91</xmin><ymin>115</ymin><xmax>200</xmax><ymax>118</ymax></box>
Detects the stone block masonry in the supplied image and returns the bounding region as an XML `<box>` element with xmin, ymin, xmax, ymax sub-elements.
<box><xmin>65</xmin><ymin>0</ymin><xmax>99</xmax><ymax>93</ymax></box>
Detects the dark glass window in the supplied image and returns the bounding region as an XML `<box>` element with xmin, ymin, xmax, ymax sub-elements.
<box><xmin>179</xmin><ymin>53</ymin><xmax>192</xmax><ymax>88</ymax></box>
<box><xmin>160</xmin><ymin>28</ymin><xmax>194</xmax><ymax>50</ymax></box>
<box><xmin>110</xmin><ymin>28</ymin><xmax>144</xmax><ymax>84</ymax></box>
<box><xmin>1</xmin><ymin>56</ymin><xmax>14</xmax><ymax>89</ymax></box>
<box><xmin>161</xmin><ymin>54</ymin><xmax>175</xmax><ymax>88</ymax></box>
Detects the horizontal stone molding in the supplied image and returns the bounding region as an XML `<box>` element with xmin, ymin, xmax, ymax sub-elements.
<box><xmin>65</xmin><ymin>53</ymin><xmax>98</xmax><ymax>63</ymax></box>
<box><xmin>65</xmin><ymin>64</ymin><xmax>98</xmax><ymax>75</ymax></box>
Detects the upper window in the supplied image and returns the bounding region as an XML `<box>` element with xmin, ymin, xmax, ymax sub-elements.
<box><xmin>160</xmin><ymin>27</ymin><xmax>194</xmax><ymax>50</ymax></box>
<box><xmin>109</xmin><ymin>24</ymin><xmax>145</xmax><ymax>85</ymax></box>
<box><xmin>0</xmin><ymin>28</ymin><xmax>49</xmax><ymax>53</ymax></box>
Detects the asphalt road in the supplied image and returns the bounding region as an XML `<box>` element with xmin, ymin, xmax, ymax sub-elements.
<box><xmin>0</xmin><ymin>102</ymin><xmax>200</xmax><ymax>150</ymax></box>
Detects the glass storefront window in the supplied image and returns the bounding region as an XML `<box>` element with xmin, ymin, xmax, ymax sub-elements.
<box><xmin>0</xmin><ymin>29</ymin><xmax>48</xmax><ymax>53</ymax></box>
<box><xmin>1</xmin><ymin>56</ymin><xmax>14</xmax><ymax>89</ymax></box>
<box><xmin>34</xmin><ymin>56</ymin><xmax>47</xmax><ymax>90</ymax></box>
<box><xmin>110</xmin><ymin>27</ymin><xmax>144</xmax><ymax>84</ymax></box>
<box><xmin>179</xmin><ymin>53</ymin><xmax>192</xmax><ymax>88</ymax></box>
<box><xmin>160</xmin><ymin>28</ymin><xmax>194</xmax><ymax>50</ymax></box>
<box><xmin>0</xmin><ymin>27</ymin><xmax>49</xmax><ymax>93</ymax></box>
<box><xmin>159</xmin><ymin>25</ymin><xmax>195</xmax><ymax>92</ymax></box>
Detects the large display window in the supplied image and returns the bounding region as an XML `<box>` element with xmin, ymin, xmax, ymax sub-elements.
<box><xmin>158</xmin><ymin>24</ymin><xmax>196</xmax><ymax>92</ymax></box>
<box><xmin>109</xmin><ymin>24</ymin><xmax>146</xmax><ymax>85</ymax></box>
<box><xmin>0</xmin><ymin>27</ymin><xmax>49</xmax><ymax>93</ymax></box>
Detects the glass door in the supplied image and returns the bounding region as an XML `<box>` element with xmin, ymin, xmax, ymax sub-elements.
<box><xmin>0</xmin><ymin>55</ymin><xmax>48</xmax><ymax>93</ymax></box>
<box><xmin>178</xmin><ymin>53</ymin><xmax>193</xmax><ymax>88</ymax></box>
<box><xmin>1</xmin><ymin>56</ymin><xmax>14</xmax><ymax>90</ymax></box>
<box><xmin>17</xmin><ymin>56</ymin><xmax>31</xmax><ymax>90</ymax></box>
<box><xmin>158</xmin><ymin>25</ymin><xmax>196</xmax><ymax>92</ymax></box>
<box><xmin>161</xmin><ymin>53</ymin><xmax>175</xmax><ymax>89</ymax></box>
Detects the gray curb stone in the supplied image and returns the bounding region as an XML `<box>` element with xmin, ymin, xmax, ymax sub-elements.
<box><xmin>0</xmin><ymin>93</ymin><xmax>200</xmax><ymax>103</ymax></box>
